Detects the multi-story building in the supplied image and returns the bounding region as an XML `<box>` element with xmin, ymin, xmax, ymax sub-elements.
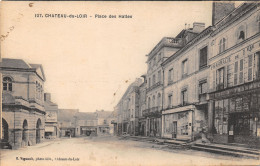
<box><xmin>161</xmin><ymin>24</ymin><xmax>211</xmax><ymax>140</ymax></box>
<box><xmin>208</xmin><ymin>2</ymin><xmax>260</xmax><ymax>146</ymax></box>
<box><xmin>115</xmin><ymin>78</ymin><xmax>142</xmax><ymax>136</ymax></box>
<box><xmin>138</xmin><ymin>75</ymin><xmax>147</xmax><ymax>136</ymax></box>
<box><xmin>44</xmin><ymin>93</ymin><xmax>59</xmax><ymax>139</ymax></box>
<box><xmin>143</xmin><ymin>23</ymin><xmax>207</xmax><ymax>138</ymax></box>
<box><xmin>143</xmin><ymin>37</ymin><xmax>184</xmax><ymax>137</ymax></box>
<box><xmin>1</xmin><ymin>58</ymin><xmax>46</xmax><ymax>149</ymax></box>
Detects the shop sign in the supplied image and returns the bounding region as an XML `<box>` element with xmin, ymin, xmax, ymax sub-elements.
<box><xmin>211</xmin><ymin>55</ymin><xmax>231</xmax><ymax>70</ymax></box>
<box><xmin>210</xmin><ymin>80</ymin><xmax>260</xmax><ymax>99</ymax></box>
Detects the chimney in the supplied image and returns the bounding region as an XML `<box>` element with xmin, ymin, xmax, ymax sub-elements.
<box><xmin>44</xmin><ymin>93</ymin><xmax>51</xmax><ymax>101</ymax></box>
<box><xmin>212</xmin><ymin>2</ymin><xmax>235</xmax><ymax>25</ymax></box>
<box><xmin>192</xmin><ymin>22</ymin><xmax>205</xmax><ymax>33</ymax></box>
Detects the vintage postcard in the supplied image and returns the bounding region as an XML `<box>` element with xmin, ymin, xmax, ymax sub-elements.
<box><xmin>0</xmin><ymin>1</ymin><xmax>260</xmax><ymax>166</ymax></box>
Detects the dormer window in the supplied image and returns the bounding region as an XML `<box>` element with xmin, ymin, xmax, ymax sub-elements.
<box><xmin>236</xmin><ymin>25</ymin><xmax>246</xmax><ymax>42</ymax></box>
<box><xmin>3</xmin><ymin>77</ymin><xmax>13</xmax><ymax>91</ymax></box>
<box><xmin>238</xmin><ymin>31</ymin><xmax>245</xmax><ymax>40</ymax></box>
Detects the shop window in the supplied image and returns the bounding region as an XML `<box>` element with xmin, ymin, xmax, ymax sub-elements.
<box><xmin>3</xmin><ymin>77</ymin><xmax>13</xmax><ymax>91</ymax></box>
<box><xmin>216</xmin><ymin>67</ymin><xmax>224</xmax><ymax>90</ymax></box>
<box><xmin>199</xmin><ymin>46</ymin><xmax>208</xmax><ymax>69</ymax></box>
<box><xmin>214</xmin><ymin>100</ymin><xmax>228</xmax><ymax>135</ymax></box>
<box><xmin>182</xmin><ymin>59</ymin><xmax>188</xmax><ymax>78</ymax></box>
<box><xmin>181</xmin><ymin>89</ymin><xmax>188</xmax><ymax>105</ymax></box>
<box><xmin>218</xmin><ymin>38</ymin><xmax>226</xmax><ymax>54</ymax></box>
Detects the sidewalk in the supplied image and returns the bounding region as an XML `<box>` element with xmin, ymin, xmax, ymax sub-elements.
<box><xmin>121</xmin><ymin>135</ymin><xmax>260</xmax><ymax>160</ymax></box>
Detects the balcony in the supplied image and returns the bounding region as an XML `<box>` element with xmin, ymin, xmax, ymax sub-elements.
<box><xmin>147</xmin><ymin>81</ymin><xmax>163</xmax><ymax>92</ymax></box>
<box><xmin>143</xmin><ymin>106</ymin><xmax>162</xmax><ymax>117</ymax></box>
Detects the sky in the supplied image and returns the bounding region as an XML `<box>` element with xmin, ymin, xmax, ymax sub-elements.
<box><xmin>1</xmin><ymin>1</ymin><xmax>226</xmax><ymax>112</ymax></box>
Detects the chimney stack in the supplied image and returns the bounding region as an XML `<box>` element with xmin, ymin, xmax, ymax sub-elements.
<box><xmin>192</xmin><ymin>22</ymin><xmax>205</xmax><ymax>33</ymax></box>
<box><xmin>212</xmin><ymin>2</ymin><xmax>235</xmax><ymax>25</ymax></box>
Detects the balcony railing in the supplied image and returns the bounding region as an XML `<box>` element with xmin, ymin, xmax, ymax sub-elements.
<box><xmin>143</xmin><ymin>106</ymin><xmax>162</xmax><ymax>117</ymax></box>
<box><xmin>147</xmin><ymin>81</ymin><xmax>163</xmax><ymax>92</ymax></box>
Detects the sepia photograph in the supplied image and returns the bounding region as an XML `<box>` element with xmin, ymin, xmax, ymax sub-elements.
<box><xmin>0</xmin><ymin>1</ymin><xmax>260</xmax><ymax>166</ymax></box>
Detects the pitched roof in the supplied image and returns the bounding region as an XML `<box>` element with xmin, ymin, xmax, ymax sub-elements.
<box><xmin>0</xmin><ymin>58</ymin><xmax>46</xmax><ymax>81</ymax></box>
<box><xmin>0</xmin><ymin>58</ymin><xmax>31</xmax><ymax>69</ymax></box>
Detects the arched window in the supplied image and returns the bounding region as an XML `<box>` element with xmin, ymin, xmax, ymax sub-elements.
<box><xmin>3</xmin><ymin>77</ymin><xmax>13</xmax><ymax>91</ymax></box>
<box><xmin>236</xmin><ymin>25</ymin><xmax>246</xmax><ymax>42</ymax></box>
<box><xmin>218</xmin><ymin>38</ymin><xmax>226</xmax><ymax>53</ymax></box>
<box><xmin>238</xmin><ymin>31</ymin><xmax>245</xmax><ymax>40</ymax></box>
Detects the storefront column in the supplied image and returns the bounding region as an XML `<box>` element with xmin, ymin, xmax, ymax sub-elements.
<box><xmin>208</xmin><ymin>100</ymin><xmax>215</xmax><ymax>134</ymax></box>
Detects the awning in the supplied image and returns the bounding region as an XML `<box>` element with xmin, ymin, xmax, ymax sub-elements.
<box><xmin>162</xmin><ymin>105</ymin><xmax>195</xmax><ymax>115</ymax></box>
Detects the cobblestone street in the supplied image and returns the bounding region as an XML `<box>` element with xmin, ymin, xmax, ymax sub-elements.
<box><xmin>1</xmin><ymin>136</ymin><xmax>259</xmax><ymax>166</ymax></box>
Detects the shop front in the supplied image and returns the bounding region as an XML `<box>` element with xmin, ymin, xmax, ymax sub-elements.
<box><xmin>209</xmin><ymin>80</ymin><xmax>260</xmax><ymax>146</ymax></box>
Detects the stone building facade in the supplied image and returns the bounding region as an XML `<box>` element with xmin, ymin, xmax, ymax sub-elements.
<box><xmin>208</xmin><ymin>3</ymin><xmax>260</xmax><ymax>146</ymax></box>
<box><xmin>144</xmin><ymin>37</ymin><xmax>185</xmax><ymax>137</ymax></box>
<box><xmin>161</xmin><ymin>25</ymin><xmax>211</xmax><ymax>140</ymax></box>
<box><xmin>1</xmin><ymin>58</ymin><xmax>46</xmax><ymax>149</ymax></box>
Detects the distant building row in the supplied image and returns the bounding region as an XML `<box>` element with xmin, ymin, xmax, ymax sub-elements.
<box><xmin>114</xmin><ymin>2</ymin><xmax>260</xmax><ymax>147</ymax></box>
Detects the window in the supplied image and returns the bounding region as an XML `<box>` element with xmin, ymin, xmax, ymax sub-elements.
<box><xmin>199</xmin><ymin>80</ymin><xmax>207</xmax><ymax>94</ymax></box>
<box><xmin>199</xmin><ymin>46</ymin><xmax>208</xmax><ymax>69</ymax></box>
<box><xmin>227</xmin><ymin>65</ymin><xmax>232</xmax><ymax>87</ymax></box>
<box><xmin>148</xmin><ymin>97</ymin><xmax>151</xmax><ymax>109</ymax></box>
<box><xmin>157</xmin><ymin>93</ymin><xmax>161</xmax><ymax>107</ymax></box>
<box><xmin>152</xmin><ymin>95</ymin><xmax>155</xmax><ymax>107</ymax></box>
<box><xmin>234</xmin><ymin>61</ymin><xmax>238</xmax><ymax>85</ymax></box>
<box><xmin>152</xmin><ymin>74</ymin><xmax>156</xmax><ymax>86</ymax></box>
<box><xmin>158</xmin><ymin>70</ymin><xmax>161</xmax><ymax>83</ymax></box>
<box><xmin>238</xmin><ymin>31</ymin><xmax>245</xmax><ymax>40</ymax></box>
<box><xmin>168</xmin><ymin>68</ymin><xmax>173</xmax><ymax>84</ymax></box>
<box><xmin>182</xmin><ymin>59</ymin><xmax>188</xmax><ymax>77</ymax></box>
<box><xmin>3</xmin><ymin>77</ymin><xmax>12</xmax><ymax>91</ymax></box>
<box><xmin>248</xmin><ymin>54</ymin><xmax>253</xmax><ymax>81</ymax></box>
<box><xmin>154</xmin><ymin>56</ymin><xmax>156</xmax><ymax>65</ymax></box>
<box><xmin>239</xmin><ymin>59</ymin><xmax>244</xmax><ymax>84</ymax></box>
<box><xmin>148</xmin><ymin>78</ymin><xmax>151</xmax><ymax>87</ymax></box>
<box><xmin>216</xmin><ymin>67</ymin><xmax>224</xmax><ymax>90</ymax></box>
<box><xmin>168</xmin><ymin>94</ymin><xmax>172</xmax><ymax>108</ymax></box>
<box><xmin>181</xmin><ymin>89</ymin><xmax>188</xmax><ymax>105</ymax></box>
<box><xmin>256</xmin><ymin>52</ymin><xmax>260</xmax><ymax>79</ymax></box>
<box><xmin>218</xmin><ymin>38</ymin><xmax>226</xmax><ymax>53</ymax></box>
